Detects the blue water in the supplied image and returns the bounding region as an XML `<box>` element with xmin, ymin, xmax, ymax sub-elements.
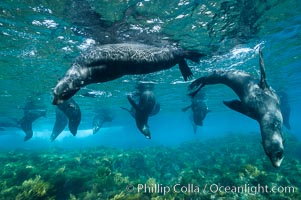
<box><xmin>0</xmin><ymin>0</ymin><xmax>301</xmax><ymax>199</ymax></box>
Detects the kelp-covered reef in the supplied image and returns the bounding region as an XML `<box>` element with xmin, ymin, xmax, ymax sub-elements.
<box><xmin>0</xmin><ymin>133</ymin><xmax>300</xmax><ymax>200</ymax></box>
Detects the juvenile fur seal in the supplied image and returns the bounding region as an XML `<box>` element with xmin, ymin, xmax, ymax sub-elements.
<box><xmin>188</xmin><ymin>49</ymin><xmax>284</xmax><ymax>167</ymax></box>
<box><xmin>0</xmin><ymin>113</ymin><xmax>46</xmax><ymax>141</ymax></box>
<box><xmin>182</xmin><ymin>90</ymin><xmax>210</xmax><ymax>133</ymax></box>
<box><xmin>19</xmin><ymin>108</ymin><xmax>47</xmax><ymax>141</ymax></box>
<box><xmin>121</xmin><ymin>81</ymin><xmax>160</xmax><ymax>118</ymax></box>
<box><xmin>126</xmin><ymin>90</ymin><xmax>157</xmax><ymax>139</ymax></box>
<box><xmin>0</xmin><ymin>99</ymin><xmax>46</xmax><ymax>141</ymax></box>
<box><xmin>53</xmin><ymin>43</ymin><xmax>204</xmax><ymax>105</ymax></box>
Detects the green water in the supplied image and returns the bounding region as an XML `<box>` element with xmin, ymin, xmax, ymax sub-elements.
<box><xmin>0</xmin><ymin>0</ymin><xmax>301</xmax><ymax>199</ymax></box>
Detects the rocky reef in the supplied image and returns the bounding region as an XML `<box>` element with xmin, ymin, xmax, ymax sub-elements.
<box><xmin>0</xmin><ymin>132</ymin><xmax>300</xmax><ymax>200</ymax></box>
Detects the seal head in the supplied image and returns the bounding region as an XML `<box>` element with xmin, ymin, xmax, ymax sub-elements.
<box><xmin>53</xmin><ymin>77</ymin><xmax>80</xmax><ymax>105</ymax></box>
<box><xmin>260</xmin><ymin>112</ymin><xmax>284</xmax><ymax>167</ymax></box>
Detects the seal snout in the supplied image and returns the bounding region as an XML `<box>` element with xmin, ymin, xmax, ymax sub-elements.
<box><xmin>272</xmin><ymin>157</ymin><xmax>284</xmax><ymax>168</ymax></box>
<box><xmin>268</xmin><ymin>147</ymin><xmax>284</xmax><ymax>168</ymax></box>
<box><xmin>141</xmin><ymin>125</ymin><xmax>151</xmax><ymax>139</ymax></box>
<box><xmin>276</xmin><ymin>149</ymin><xmax>284</xmax><ymax>159</ymax></box>
<box><xmin>272</xmin><ymin>149</ymin><xmax>284</xmax><ymax>168</ymax></box>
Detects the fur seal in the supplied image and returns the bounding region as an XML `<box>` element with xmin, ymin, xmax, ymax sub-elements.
<box><xmin>0</xmin><ymin>99</ymin><xmax>46</xmax><ymax>141</ymax></box>
<box><xmin>121</xmin><ymin>100</ymin><xmax>160</xmax><ymax>118</ymax></box>
<box><xmin>188</xmin><ymin>49</ymin><xmax>284</xmax><ymax>167</ymax></box>
<box><xmin>0</xmin><ymin>113</ymin><xmax>45</xmax><ymax>141</ymax></box>
<box><xmin>56</xmin><ymin>98</ymin><xmax>81</xmax><ymax>137</ymax></box>
<box><xmin>19</xmin><ymin>108</ymin><xmax>47</xmax><ymax>141</ymax></box>
<box><xmin>126</xmin><ymin>90</ymin><xmax>157</xmax><ymax>139</ymax></box>
<box><xmin>121</xmin><ymin>81</ymin><xmax>160</xmax><ymax>118</ymax></box>
<box><xmin>182</xmin><ymin>90</ymin><xmax>210</xmax><ymax>133</ymax></box>
<box><xmin>53</xmin><ymin>43</ymin><xmax>204</xmax><ymax>105</ymax></box>
<box><xmin>92</xmin><ymin>108</ymin><xmax>114</xmax><ymax>134</ymax></box>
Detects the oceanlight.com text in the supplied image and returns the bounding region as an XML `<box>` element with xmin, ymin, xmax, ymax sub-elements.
<box><xmin>206</xmin><ymin>183</ymin><xmax>295</xmax><ymax>195</ymax></box>
<box><xmin>129</xmin><ymin>183</ymin><xmax>296</xmax><ymax>195</ymax></box>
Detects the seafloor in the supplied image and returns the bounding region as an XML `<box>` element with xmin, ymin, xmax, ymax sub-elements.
<box><xmin>0</xmin><ymin>132</ymin><xmax>300</xmax><ymax>200</ymax></box>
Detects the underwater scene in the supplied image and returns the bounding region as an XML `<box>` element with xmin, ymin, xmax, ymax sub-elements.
<box><xmin>0</xmin><ymin>0</ymin><xmax>301</xmax><ymax>199</ymax></box>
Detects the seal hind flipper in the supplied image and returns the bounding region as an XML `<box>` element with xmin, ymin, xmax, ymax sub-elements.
<box><xmin>178</xmin><ymin>59</ymin><xmax>193</xmax><ymax>81</ymax></box>
<box><xmin>50</xmin><ymin>108</ymin><xmax>68</xmax><ymax>141</ymax></box>
<box><xmin>184</xmin><ymin>50</ymin><xmax>206</xmax><ymax>63</ymax></box>
<box><xmin>223</xmin><ymin>100</ymin><xmax>257</xmax><ymax>120</ymax></box>
<box><xmin>259</xmin><ymin>48</ymin><xmax>269</xmax><ymax>90</ymax></box>
<box><xmin>188</xmin><ymin>79</ymin><xmax>206</xmax><ymax>98</ymax></box>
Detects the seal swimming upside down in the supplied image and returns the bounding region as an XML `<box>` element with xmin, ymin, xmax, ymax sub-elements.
<box><xmin>182</xmin><ymin>89</ymin><xmax>210</xmax><ymax>133</ymax></box>
<box><xmin>188</xmin><ymin>49</ymin><xmax>284</xmax><ymax>167</ymax></box>
<box><xmin>53</xmin><ymin>43</ymin><xmax>205</xmax><ymax>105</ymax></box>
<box><xmin>121</xmin><ymin>81</ymin><xmax>160</xmax><ymax>119</ymax></box>
<box><xmin>126</xmin><ymin>90</ymin><xmax>157</xmax><ymax>139</ymax></box>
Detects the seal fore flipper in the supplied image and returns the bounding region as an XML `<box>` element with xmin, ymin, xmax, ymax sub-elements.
<box><xmin>259</xmin><ymin>48</ymin><xmax>269</xmax><ymax>90</ymax></box>
<box><xmin>120</xmin><ymin>106</ymin><xmax>131</xmax><ymax>113</ymax></box>
<box><xmin>120</xmin><ymin>106</ymin><xmax>135</xmax><ymax>118</ymax></box>
<box><xmin>57</xmin><ymin>98</ymin><xmax>81</xmax><ymax>136</ymax></box>
<box><xmin>127</xmin><ymin>95</ymin><xmax>141</xmax><ymax>112</ymax></box>
<box><xmin>178</xmin><ymin>59</ymin><xmax>193</xmax><ymax>81</ymax></box>
<box><xmin>50</xmin><ymin>108</ymin><xmax>68</xmax><ymax>141</ymax></box>
<box><xmin>223</xmin><ymin>100</ymin><xmax>257</xmax><ymax>120</ymax></box>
